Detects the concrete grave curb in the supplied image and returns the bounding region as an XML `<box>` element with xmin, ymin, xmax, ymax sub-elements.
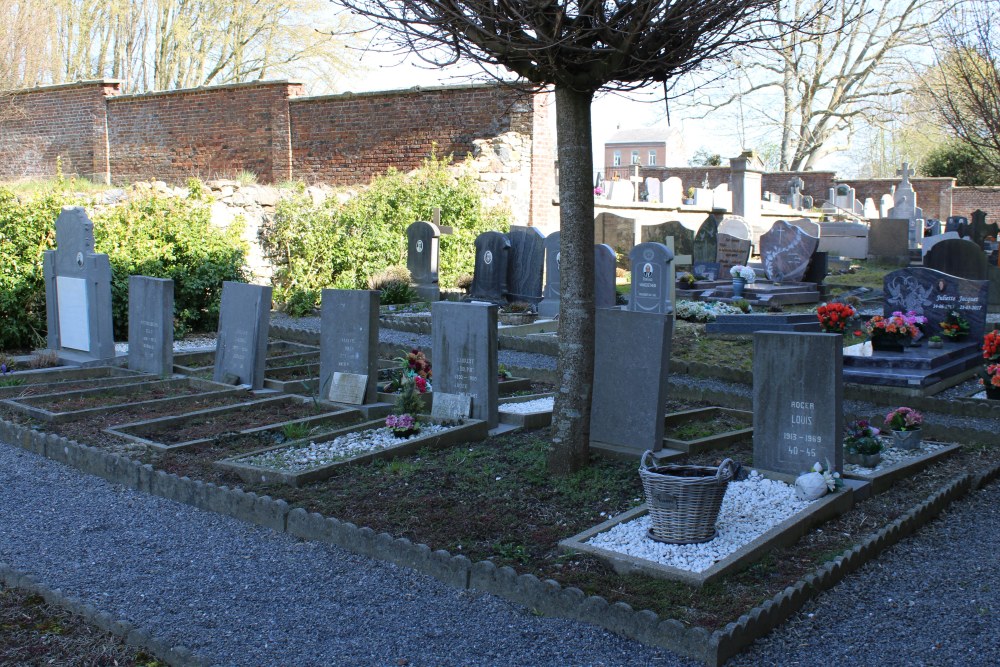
<box><xmin>0</xmin><ymin>561</ymin><xmax>209</xmax><ymax>667</ymax></box>
<box><xmin>1</xmin><ymin>415</ymin><xmax>995</xmax><ymax>666</ymax></box>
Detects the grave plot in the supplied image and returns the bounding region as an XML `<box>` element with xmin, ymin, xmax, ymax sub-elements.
<box><xmin>498</xmin><ymin>393</ymin><xmax>554</xmax><ymax>428</ymax></box>
<box><xmin>262</xmin><ymin>361</ymin><xmax>321</xmax><ymax>394</ymax></box>
<box><xmin>1</xmin><ymin>377</ymin><xmax>244</xmax><ymax>424</ymax></box>
<box><xmin>0</xmin><ymin>365</ymin><xmax>142</xmax><ymax>385</ymax></box>
<box><xmin>216</xmin><ymin>416</ymin><xmax>489</xmax><ymax>486</ymax></box>
<box><xmin>106</xmin><ymin>395</ymin><xmax>359</xmax><ymax>451</ymax></box>
<box><xmin>172</xmin><ymin>341</ymin><xmax>316</xmax><ymax>375</ymax></box>
<box><xmin>559</xmin><ymin>469</ymin><xmax>854</xmax><ymax>587</ymax></box>
<box><xmin>0</xmin><ymin>371</ymin><xmax>156</xmax><ymax>400</ymax></box>
<box><xmin>662</xmin><ymin>407</ymin><xmax>753</xmax><ymax>454</ymax></box>
<box><xmin>842</xmin><ymin>441</ymin><xmax>962</xmax><ymax>494</ymax></box>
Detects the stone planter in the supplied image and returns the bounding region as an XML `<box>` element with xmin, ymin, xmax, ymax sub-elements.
<box><xmin>927</xmin><ymin>340</ymin><xmax>943</xmax><ymax>349</ymax></box>
<box><xmin>845</xmin><ymin>450</ymin><xmax>882</xmax><ymax>467</ymax></box>
<box><xmin>890</xmin><ymin>428</ymin><xmax>922</xmax><ymax>450</ymax></box>
<box><xmin>499</xmin><ymin>312</ymin><xmax>538</xmax><ymax>326</ymax></box>
<box><xmin>871</xmin><ymin>335</ymin><xmax>909</xmax><ymax>352</ymax></box>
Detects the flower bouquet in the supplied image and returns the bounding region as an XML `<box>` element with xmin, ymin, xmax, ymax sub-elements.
<box><xmin>865</xmin><ymin>311</ymin><xmax>926</xmax><ymax>351</ymax></box>
<box><xmin>385</xmin><ymin>413</ymin><xmax>421</xmax><ymax>438</ymax></box>
<box><xmin>981</xmin><ymin>330</ymin><xmax>1000</xmax><ymax>399</ymax></box>
<box><xmin>729</xmin><ymin>265</ymin><xmax>756</xmax><ymax>283</ymax></box>
<box><xmin>816</xmin><ymin>302</ymin><xmax>856</xmax><ymax>334</ymax></box>
<box><xmin>939</xmin><ymin>310</ymin><xmax>970</xmax><ymax>340</ymax></box>
<box><xmin>884</xmin><ymin>406</ymin><xmax>923</xmax><ymax>450</ymax></box>
<box><xmin>843</xmin><ymin>419</ymin><xmax>883</xmax><ymax>465</ymax></box>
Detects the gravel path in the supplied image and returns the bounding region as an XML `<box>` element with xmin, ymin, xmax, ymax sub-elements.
<box><xmin>0</xmin><ymin>442</ymin><xmax>685</xmax><ymax>667</ymax></box>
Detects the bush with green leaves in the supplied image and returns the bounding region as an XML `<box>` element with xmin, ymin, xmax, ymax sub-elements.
<box><xmin>262</xmin><ymin>154</ymin><xmax>510</xmax><ymax>306</ymax></box>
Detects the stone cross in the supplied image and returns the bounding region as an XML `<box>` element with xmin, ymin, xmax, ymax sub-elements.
<box><xmin>789</xmin><ymin>177</ymin><xmax>804</xmax><ymax>195</ymax></box>
<box><xmin>897</xmin><ymin>162</ymin><xmax>914</xmax><ymax>187</ymax></box>
<box><xmin>702</xmin><ymin>173</ymin><xmax>710</xmax><ymax>189</ymax></box>
<box><xmin>629</xmin><ymin>165</ymin><xmax>643</xmax><ymax>201</ymax></box>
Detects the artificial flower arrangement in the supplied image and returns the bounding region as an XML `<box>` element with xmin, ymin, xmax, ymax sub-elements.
<box><xmin>816</xmin><ymin>302</ymin><xmax>857</xmax><ymax>333</ymax></box>
<box><xmin>939</xmin><ymin>310</ymin><xmax>970</xmax><ymax>339</ymax></box>
<box><xmin>844</xmin><ymin>419</ymin><xmax>883</xmax><ymax>456</ymax></box>
<box><xmin>730</xmin><ymin>265</ymin><xmax>756</xmax><ymax>283</ymax></box>
<box><xmin>794</xmin><ymin>460</ymin><xmax>843</xmax><ymax>501</ymax></box>
<box><xmin>812</xmin><ymin>460</ymin><xmax>843</xmax><ymax>492</ymax></box>
<box><xmin>980</xmin><ymin>330</ymin><xmax>1000</xmax><ymax>393</ymax></box>
<box><xmin>385</xmin><ymin>413</ymin><xmax>420</xmax><ymax>438</ymax></box>
<box><xmin>864</xmin><ymin>311</ymin><xmax>926</xmax><ymax>341</ymax></box>
<box><xmin>983</xmin><ymin>329</ymin><xmax>1000</xmax><ymax>362</ymax></box>
<box><xmin>884</xmin><ymin>406</ymin><xmax>923</xmax><ymax>432</ymax></box>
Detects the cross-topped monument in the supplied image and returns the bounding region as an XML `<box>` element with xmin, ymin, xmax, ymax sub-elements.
<box><xmin>787</xmin><ymin>176</ymin><xmax>805</xmax><ymax>210</ymax></box>
<box><xmin>897</xmin><ymin>162</ymin><xmax>914</xmax><ymax>187</ymax></box>
<box><xmin>889</xmin><ymin>161</ymin><xmax>923</xmax><ymax>249</ymax></box>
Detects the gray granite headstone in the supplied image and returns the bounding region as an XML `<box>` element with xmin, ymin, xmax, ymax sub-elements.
<box><xmin>127</xmin><ymin>276</ymin><xmax>173</xmax><ymax>375</ymax></box>
<box><xmin>753</xmin><ymin>332</ymin><xmax>843</xmax><ymax>475</ymax></box>
<box><xmin>693</xmin><ymin>262</ymin><xmax>722</xmax><ymax>281</ymax></box>
<box><xmin>693</xmin><ymin>215</ymin><xmax>720</xmax><ymax>264</ymax></box>
<box><xmin>432</xmin><ymin>301</ymin><xmax>498</xmax><ymax>427</ymax></box>
<box><xmin>924</xmin><ymin>219</ymin><xmax>941</xmax><ymax>237</ymax></box>
<box><xmin>590</xmin><ymin>309</ymin><xmax>673</xmax><ymax>455</ymax></box>
<box><xmin>868</xmin><ymin>218</ymin><xmax>910</xmax><ymax>263</ymax></box>
<box><xmin>923</xmin><ymin>238</ymin><xmax>989</xmax><ymax>281</ymax></box>
<box><xmin>594</xmin><ymin>244</ymin><xmax>617</xmax><ymax>309</ymax></box>
<box><xmin>320</xmin><ymin>289</ymin><xmax>379</xmax><ymax>404</ymax></box>
<box><xmin>213</xmin><ymin>282</ymin><xmax>271</xmax><ymax>389</ymax></box>
<box><xmin>759</xmin><ymin>220</ymin><xmax>819</xmax><ymax>283</ymax></box>
<box><xmin>469</xmin><ymin>231</ymin><xmax>510</xmax><ymax>303</ymax></box>
<box><xmin>628</xmin><ymin>243</ymin><xmax>674</xmax><ymax>314</ymax></box>
<box><xmin>945</xmin><ymin>216</ymin><xmax>968</xmax><ymax>235</ymax></box>
<box><xmin>921</xmin><ymin>231</ymin><xmax>960</xmax><ymax>258</ymax></box>
<box><xmin>790</xmin><ymin>217</ymin><xmax>821</xmax><ymax>238</ymax></box>
<box><xmin>538</xmin><ymin>231</ymin><xmax>561</xmax><ymax>317</ymax></box>
<box><xmin>594</xmin><ymin>212</ymin><xmax>636</xmax><ymax>256</ymax></box>
<box><xmin>42</xmin><ymin>207</ymin><xmax>116</xmax><ymax>364</ymax></box>
<box><xmin>406</xmin><ymin>220</ymin><xmax>441</xmax><ymax>301</ymax></box>
<box><xmin>506</xmin><ymin>226</ymin><xmax>545</xmax><ymax>304</ymax></box>
<box><xmin>641</xmin><ymin>221</ymin><xmax>693</xmax><ymax>262</ymax></box>
<box><xmin>431</xmin><ymin>392</ymin><xmax>473</xmax><ymax>421</ymax></box>
<box><xmin>716</xmin><ymin>233</ymin><xmax>752</xmax><ymax>275</ymax></box>
<box><xmin>884</xmin><ymin>267</ymin><xmax>989</xmax><ymax>341</ymax></box>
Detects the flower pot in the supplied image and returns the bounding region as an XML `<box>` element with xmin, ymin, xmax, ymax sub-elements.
<box><xmin>890</xmin><ymin>428</ymin><xmax>921</xmax><ymax>450</ymax></box>
<box><xmin>732</xmin><ymin>278</ymin><xmax>746</xmax><ymax>298</ymax></box>
<box><xmin>845</xmin><ymin>450</ymin><xmax>881</xmax><ymax>467</ymax></box>
<box><xmin>928</xmin><ymin>340</ymin><xmax>943</xmax><ymax>349</ymax></box>
<box><xmin>391</xmin><ymin>427</ymin><xmax>420</xmax><ymax>439</ymax></box>
<box><xmin>498</xmin><ymin>312</ymin><xmax>537</xmax><ymax>326</ymax></box>
<box><xmin>871</xmin><ymin>336</ymin><xmax>908</xmax><ymax>352</ymax></box>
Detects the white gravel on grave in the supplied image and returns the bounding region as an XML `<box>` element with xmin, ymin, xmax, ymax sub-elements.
<box><xmin>114</xmin><ymin>335</ymin><xmax>216</xmax><ymax>355</ymax></box>
<box><xmin>844</xmin><ymin>441</ymin><xmax>946</xmax><ymax>475</ymax></box>
<box><xmin>241</xmin><ymin>423</ymin><xmax>449</xmax><ymax>471</ymax></box>
<box><xmin>587</xmin><ymin>471</ymin><xmax>812</xmax><ymax>573</ymax></box>
<box><xmin>499</xmin><ymin>397</ymin><xmax>554</xmax><ymax>414</ymax></box>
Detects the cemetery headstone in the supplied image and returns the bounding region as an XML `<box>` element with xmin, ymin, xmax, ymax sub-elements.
<box><xmin>594</xmin><ymin>212</ymin><xmax>636</xmax><ymax>258</ymax></box>
<box><xmin>790</xmin><ymin>217</ymin><xmax>821</xmax><ymax>238</ymax></box>
<box><xmin>712</xmin><ymin>183</ymin><xmax>732</xmax><ymax>210</ymax></box>
<box><xmin>590</xmin><ymin>309</ymin><xmax>673</xmax><ymax>455</ymax></box>
<box><xmin>921</xmin><ymin>231</ymin><xmax>960</xmax><ymax>258</ymax></box>
<box><xmin>787</xmin><ymin>177</ymin><xmax>804</xmax><ymax>210</ymax></box>
<box><xmin>594</xmin><ymin>244</ymin><xmax>618</xmax><ymax>309</ymax></box>
<box><xmin>863</xmin><ymin>198</ymin><xmax>878</xmax><ymax>219</ymax></box>
<box><xmin>969</xmin><ymin>210</ymin><xmax>999</xmax><ymax>249</ymax></box>
<box><xmin>759</xmin><ymin>220</ymin><xmax>820</xmax><ymax>283</ymax></box>
<box><xmin>127</xmin><ymin>276</ymin><xmax>173</xmax><ymax>375</ymax></box>
<box><xmin>718</xmin><ymin>216</ymin><xmax>752</xmax><ymax>241</ymax></box>
<box><xmin>469</xmin><ymin>231</ymin><xmax>510</xmax><ymax>303</ymax></box>
<box><xmin>716</xmin><ymin>233</ymin><xmax>752</xmax><ymax>275</ymax></box>
<box><xmin>879</xmin><ymin>194</ymin><xmax>894</xmax><ymax>219</ymax></box>
<box><xmin>506</xmin><ymin>226</ymin><xmax>545</xmax><ymax>304</ymax></box>
<box><xmin>692</xmin><ymin>187</ymin><xmax>714</xmax><ymax>208</ymax></box>
<box><xmin>431</xmin><ymin>392</ymin><xmax>473</xmax><ymax>421</ymax></box>
<box><xmin>888</xmin><ymin>162</ymin><xmax>924</xmax><ymax>248</ymax></box>
<box><xmin>753</xmin><ymin>332</ymin><xmax>843</xmax><ymax>475</ymax></box>
<box><xmin>432</xmin><ymin>301</ymin><xmax>499</xmax><ymax>427</ymax></box>
<box><xmin>802</xmin><ymin>251</ymin><xmax>829</xmax><ymax>286</ymax></box>
<box><xmin>641</xmin><ymin>221</ymin><xmax>693</xmax><ymax>262</ymax></box>
<box><xmin>539</xmin><ymin>231</ymin><xmax>561</xmax><ymax>317</ymax></box>
<box><xmin>883</xmin><ymin>267</ymin><xmax>989</xmax><ymax>341</ymax></box>
<box><xmin>693</xmin><ymin>214</ymin><xmax>720</xmax><ymax>264</ymax></box>
<box><xmin>867</xmin><ymin>218</ymin><xmax>910</xmax><ymax>264</ymax></box>
<box><xmin>213</xmin><ymin>282</ymin><xmax>271</xmax><ymax>389</ymax></box>
<box><xmin>661</xmin><ymin>177</ymin><xmax>683</xmax><ymax>207</ymax></box>
<box><xmin>42</xmin><ymin>207</ymin><xmax>116</xmax><ymax>364</ymax></box>
<box><xmin>628</xmin><ymin>242</ymin><xmax>674</xmax><ymax>314</ymax></box>
<box><xmin>609</xmin><ymin>179</ymin><xmax>634</xmax><ymax>203</ymax></box>
<box><xmin>692</xmin><ymin>261</ymin><xmax>722</xmax><ymax>281</ymax></box>
<box><xmin>320</xmin><ymin>289</ymin><xmax>379</xmax><ymax>404</ymax></box>
<box><xmin>644</xmin><ymin>177</ymin><xmax>661</xmax><ymax>202</ymax></box>
<box><xmin>924</xmin><ymin>219</ymin><xmax>942</xmax><ymax>237</ymax></box>
<box><xmin>923</xmin><ymin>239</ymin><xmax>989</xmax><ymax>281</ymax></box>
<box><xmin>946</xmin><ymin>216</ymin><xmax>969</xmax><ymax>237</ymax></box>
<box><xmin>406</xmin><ymin>220</ymin><xmax>442</xmax><ymax>301</ymax></box>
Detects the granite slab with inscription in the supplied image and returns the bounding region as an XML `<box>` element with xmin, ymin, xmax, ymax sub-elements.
<box><xmin>923</xmin><ymin>238</ymin><xmax>988</xmax><ymax>281</ymax></box>
<box><xmin>641</xmin><ymin>221</ymin><xmax>693</xmax><ymax>259</ymax></box>
<box><xmin>753</xmin><ymin>332</ymin><xmax>843</xmax><ymax>474</ymax></box>
<box><xmin>127</xmin><ymin>276</ymin><xmax>173</xmax><ymax>375</ymax></box>
<box><xmin>594</xmin><ymin>212</ymin><xmax>636</xmax><ymax>255</ymax></box>
<box><xmin>883</xmin><ymin>267</ymin><xmax>989</xmax><ymax>341</ymax></box>
<box><xmin>213</xmin><ymin>282</ymin><xmax>271</xmax><ymax>389</ymax></box>
<box><xmin>590</xmin><ymin>309</ymin><xmax>673</xmax><ymax>455</ymax></box>
<box><xmin>759</xmin><ymin>219</ymin><xmax>819</xmax><ymax>283</ymax></box>
<box><xmin>716</xmin><ymin>233</ymin><xmax>752</xmax><ymax>275</ymax></box>
<box><xmin>469</xmin><ymin>231</ymin><xmax>510</xmax><ymax>303</ymax></box>
<box><xmin>506</xmin><ymin>226</ymin><xmax>545</xmax><ymax>304</ymax></box>
<box><xmin>42</xmin><ymin>207</ymin><xmax>116</xmax><ymax>363</ymax></box>
<box><xmin>406</xmin><ymin>220</ymin><xmax>441</xmax><ymax>294</ymax></box>
<box><xmin>432</xmin><ymin>301</ymin><xmax>498</xmax><ymax>427</ymax></box>
<box><xmin>628</xmin><ymin>242</ymin><xmax>674</xmax><ymax>314</ymax></box>
<box><xmin>320</xmin><ymin>289</ymin><xmax>379</xmax><ymax>404</ymax></box>
<box><xmin>431</xmin><ymin>392</ymin><xmax>473</xmax><ymax>421</ymax></box>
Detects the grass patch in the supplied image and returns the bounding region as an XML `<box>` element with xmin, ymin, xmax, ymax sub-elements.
<box><xmin>826</xmin><ymin>259</ymin><xmax>900</xmax><ymax>290</ymax></box>
<box><xmin>0</xmin><ymin>176</ymin><xmax>115</xmax><ymax>196</ymax></box>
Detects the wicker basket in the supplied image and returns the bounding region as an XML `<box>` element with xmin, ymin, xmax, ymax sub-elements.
<box><xmin>639</xmin><ymin>451</ymin><xmax>737</xmax><ymax>544</ymax></box>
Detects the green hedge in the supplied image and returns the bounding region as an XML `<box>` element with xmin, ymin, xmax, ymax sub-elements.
<box><xmin>0</xmin><ymin>186</ymin><xmax>247</xmax><ymax>351</ymax></box>
<box><xmin>262</xmin><ymin>155</ymin><xmax>510</xmax><ymax>306</ymax></box>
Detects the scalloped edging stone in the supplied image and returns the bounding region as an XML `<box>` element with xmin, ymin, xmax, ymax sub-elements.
<box><xmin>0</xmin><ymin>560</ymin><xmax>209</xmax><ymax>667</ymax></box>
<box><xmin>0</xmin><ymin>415</ymin><xmax>993</xmax><ymax>666</ymax></box>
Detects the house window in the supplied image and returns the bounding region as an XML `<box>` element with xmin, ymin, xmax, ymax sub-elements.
<box><xmin>613</xmin><ymin>150</ymin><xmax>621</xmax><ymax>166</ymax></box>
<box><xmin>648</xmin><ymin>150</ymin><xmax>657</xmax><ymax>166</ymax></box>
<box><xmin>631</xmin><ymin>150</ymin><xmax>640</xmax><ymax>164</ymax></box>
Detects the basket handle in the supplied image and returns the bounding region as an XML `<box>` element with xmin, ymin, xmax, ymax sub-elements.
<box><xmin>640</xmin><ymin>450</ymin><xmax>655</xmax><ymax>472</ymax></box>
<box><xmin>716</xmin><ymin>458</ymin><xmax>737</xmax><ymax>483</ymax></box>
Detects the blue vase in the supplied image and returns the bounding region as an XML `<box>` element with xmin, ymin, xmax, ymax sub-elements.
<box><xmin>732</xmin><ymin>278</ymin><xmax>746</xmax><ymax>298</ymax></box>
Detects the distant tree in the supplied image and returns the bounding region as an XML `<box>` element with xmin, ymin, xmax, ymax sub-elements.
<box><xmin>922</xmin><ymin>139</ymin><xmax>999</xmax><ymax>185</ymax></box>
<box><xmin>688</xmin><ymin>148</ymin><xmax>723</xmax><ymax>167</ymax></box>
<box><xmin>336</xmin><ymin>0</ymin><xmax>805</xmax><ymax>473</ymax></box>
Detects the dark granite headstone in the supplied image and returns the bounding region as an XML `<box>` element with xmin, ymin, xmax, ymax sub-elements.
<box><xmin>868</xmin><ymin>218</ymin><xmax>911</xmax><ymax>264</ymax></box>
<box><xmin>469</xmin><ymin>231</ymin><xmax>510</xmax><ymax>303</ymax></box>
<box><xmin>432</xmin><ymin>301</ymin><xmax>498</xmax><ymax>427</ymax></box>
<box><xmin>538</xmin><ymin>231</ymin><xmax>561</xmax><ymax>317</ymax></box>
<box><xmin>969</xmin><ymin>210</ymin><xmax>999</xmax><ymax>249</ymax></box>
<box><xmin>628</xmin><ymin>242</ymin><xmax>674</xmax><ymax>314</ymax></box>
<box><xmin>320</xmin><ymin>289</ymin><xmax>379</xmax><ymax>404</ymax></box>
<box><xmin>759</xmin><ymin>220</ymin><xmax>819</xmax><ymax>282</ymax></box>
<box><xmin>594</xmin><ymin>244</ymin><xmax>617</xmax><ymax>309</ymax></box>
<box><xmin>213</xmin><ymin>282</ymin><xmax>271</xmax><ymax>389</ymax></box>
<box><xmin>693</xmin><ymin>261</ymin><xmax>722</xmax><ymax>281</ymax></box>
<box><xmin>693</xmin><ymin>215</ymin><xmax>720</xmax><ymax>264</ymax></box>
<box><xmin>590</xmin><ymin>309</ymin><xmax>673</xmax><ymax>455</ymax></box>
<box><xmin>802</xmin><ymin>251</ymin><xmax>828</xmax><ymax>286</ymax></box>
<box><xmin>716</xmin><ymin>233</ymin><xmax>752</xmax><ymax>275</ymax></box>
<box><xmin>127</xmin><ymin>276</ymin><xmax>173</xmax><ymax>375</ymax></box>
<box><xmin>753</xmin><ymin>332</ymin><xmax>843</xmax><ymax>475</ymax></box>
<box><xmin>923</xmin><ymin>238</ymin><xmax>989</xmax><ymax>281</ymax></box>
<box><xmin>945</xmin><ymin>216</ymin><xmax>968</xmax><ymax>235</ymax></box>
<box><xmin>924</xmin><ymin>219</ymin><xmax>941</xmax><ymax>237</ymax></box>
<box><xmin>406</xmin><ymin>221</ymin><xmax>441</xmax><ymax>301</ymax></box>
<box><xmin>594</xmin><ymin>212</ymin><xmax>636</xmax><ymax>259</ymax></box>
<box><xmin>883</xmin><ymin>267</ymin><xmax>989</xmax><ymax>341</ymax></box>
<box><xmin>641</xmin><ymin>221</ymin><xmax>693</xmax><ymax>261</ymax></box>
<box><xmin>42</xmin><ymin>207</ymin><xmax>116</xmax><ymax>364</ymax></box>
<box><xmin>506</xmin><ymin>226</ymin><xmax>545</xmax><ymax>304</ymax></box>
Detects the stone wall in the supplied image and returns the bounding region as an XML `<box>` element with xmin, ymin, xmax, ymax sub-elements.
<box><xmin>953</xmin><ymin>186</ymin><xmax>1000</xmax><ymax>222</ymax></box>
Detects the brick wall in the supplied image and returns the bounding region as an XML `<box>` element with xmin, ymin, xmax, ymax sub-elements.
<box><xmin>0</xmin><ymin>81</ymin><xmax>119</xmax><ymax>182</ymax></box>
<box><xmin>527</xmin><ymin>91</ymin><xmax>557</xmax><ymax>230</ymax></box>
<box><xmin>842</xmin><ymin>178</ymin><xmax>954</xmax><ymax>221</ymax></box>
<box><xmin>107</xmin><ymin>81</ymin><xmax>303</xmax><ymax>184</ymax></box>
<box><xmin>953</xmin><ymin>187</ymin><xmax>1000</xmax><ymax>222</ymax></box>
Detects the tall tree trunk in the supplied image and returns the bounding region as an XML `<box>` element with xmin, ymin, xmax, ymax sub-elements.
<box><xmin>548</xmin><ymin>86</ymin><xmax>596</xmax><ymax>475</ymax></box>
